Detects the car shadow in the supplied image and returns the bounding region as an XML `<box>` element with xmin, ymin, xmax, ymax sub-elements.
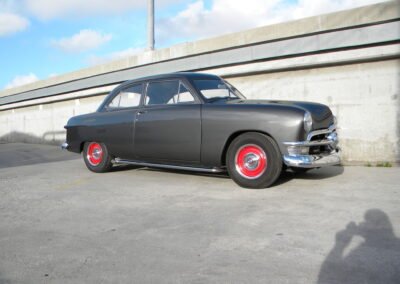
<box><xmin>317</xmin><ymin>209</ymin><xmax>400</xmax><ymax>283</ymax></box>
<box><xmin>110</xmin><ymin>164</ymin><xmax>147</xmax><ymax>173</ymax></box>
<box><xmin>275</xmin><ymin>165</ymin><xmax>344</xmax><ymax>186</ymax></box>
<box><xmin>139</xmin><ymin>167</ymin><xmax>231</xmax><ymax>179</ymax></box>
<box><xmin>112</xmin><ymin>164</ymin><xmax>344</xmax><ymax>185</ymax></box>
<box><xmin>111</xmin><ymin>163</ymin><xmax>231</xmax><ymax>179</ymax></box>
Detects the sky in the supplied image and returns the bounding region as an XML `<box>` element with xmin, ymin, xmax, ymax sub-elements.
<box><xmin>0</xmin><ymin>0</ymin><xmax>386</xmax><ymax>90</ymax></box>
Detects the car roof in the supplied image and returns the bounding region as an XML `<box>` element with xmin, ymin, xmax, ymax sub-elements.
<box><xmin>117</xmin><ymin>72</ymin><xmax>221</xmax><ymax>89</ymax></box>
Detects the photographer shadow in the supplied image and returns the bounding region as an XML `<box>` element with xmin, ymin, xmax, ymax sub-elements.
<box><xmin>318</xmin><ymin>209</ymin><xmax>400</xmax><ymax>284</ymax></box>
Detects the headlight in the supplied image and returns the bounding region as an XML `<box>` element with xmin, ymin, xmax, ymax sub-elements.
<box><xmin>304</xmin><ymin>112</ymin><xmax>313</xmax><ymax>133</ymax></box>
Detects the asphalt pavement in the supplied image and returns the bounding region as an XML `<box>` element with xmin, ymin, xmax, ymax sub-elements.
<box><xmin>0</xmin><ymin>143</ymin><xmax>399</xmax><ymax>283</ymax></box>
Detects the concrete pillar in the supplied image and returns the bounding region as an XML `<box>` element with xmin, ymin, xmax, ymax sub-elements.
<box><xmin>147</xmin><ymin>0</ymin><xmax>155</xmax><ymax>51</ymax></box>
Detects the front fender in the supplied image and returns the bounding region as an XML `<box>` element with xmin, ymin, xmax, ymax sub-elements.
<box><xmin>201</xmin><ymin>104</ymin><xmax>305</xmax><ymax>166</ymax></box>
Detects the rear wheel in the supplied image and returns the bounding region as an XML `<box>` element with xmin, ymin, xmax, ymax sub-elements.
<box><xmin>83</xmin><ymin>142</ymin><xmax>113</xmax><ymax>173</ymax></box>
<box><xmin>226</xmin><ymin>132</ymin><xmax>282</xmax><ymax>189</ymax></box>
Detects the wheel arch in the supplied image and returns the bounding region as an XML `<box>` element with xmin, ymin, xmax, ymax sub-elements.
<box><xmin>80</xmin><ymin>142</ymin><xmax>85</xmax><ymax>153</ymax></box>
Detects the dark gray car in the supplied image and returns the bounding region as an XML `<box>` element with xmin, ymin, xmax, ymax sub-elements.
<box><xmin>62</xmin><ymin>72</ymin><xmax>340</xmax><ymax>188</ymax></box>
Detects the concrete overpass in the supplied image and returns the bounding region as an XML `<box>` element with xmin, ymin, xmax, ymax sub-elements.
<box><xmin>0</xmin><ymin>1</ymin><xmax>399</xmax><ymax>165</ymax></box>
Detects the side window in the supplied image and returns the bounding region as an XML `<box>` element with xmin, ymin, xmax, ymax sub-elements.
<box><xmin>145</xmin><ymin>80</ymin><xmax>195</xmax><ymax>105</ymax></box>
<box><xmin>170</xmin><ymin>82</ymin><xmax>195</xmax><ymax>104</ymax></box>
<box><xmin>108</xmin><ymin>84</ymin><xmax>142</xmax><ymax>109</ymax></box>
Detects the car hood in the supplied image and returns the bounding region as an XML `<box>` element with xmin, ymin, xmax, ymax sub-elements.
<box><xmin>226</xmin><ymin>99</ymin><xmax>334</xmax><ymax>128</ymax></box>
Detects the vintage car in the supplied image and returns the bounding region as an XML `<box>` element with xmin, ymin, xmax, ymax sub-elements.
<box><xmin>62</xmin><ymin>72</ymin><xmax>340</xmax><ymax>188</ymax></box>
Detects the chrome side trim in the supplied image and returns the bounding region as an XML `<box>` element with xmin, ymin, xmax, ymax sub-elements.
<box><xmin>114</xmin><ymin>158</ymin><xmax>225</xmax><ymax>173</ymax></box>
<box><xmin>283</xmin><ymin>140</ymin><xmax>335</xmax><ymax>147</ymax></box>
<box><xmin>283</xmin><ymin>151</ymin><xmax>341</xmax><ymax>168</ymax></box>
<box><xmin>61</xmin><ymin>142</ymin><xmax>69</xmax><ymax>150</ymax></box>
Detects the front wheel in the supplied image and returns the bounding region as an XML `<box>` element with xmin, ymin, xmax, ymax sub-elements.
<box><xmin>226</xmin><ymin>133</ymin><xmax>282</xmax><ymax>189</ymax></box>
<box><xmin>83</xmin><ymin>142</ymin><xmax>113</xmax><ymax>173</ymax></box>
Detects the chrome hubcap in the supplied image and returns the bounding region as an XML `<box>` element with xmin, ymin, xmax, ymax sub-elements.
<box><xmin>92</xmin><ymin>148</ymin><xmax>102</xmax><ymax>160</ymax></box>
<box><xmin>87</xmin><ymin>142</ymin><xmax>103</xmax><ymax>166</ymax></box>
<box><xmin>244</xmin><ymin>154</ymin><xmax>260</xmax><ymax>170</ymax></box>
<box><xmin>235</xmin><ymin>144</ymin><xmax>267</xmax><ymax>179</ymax></box>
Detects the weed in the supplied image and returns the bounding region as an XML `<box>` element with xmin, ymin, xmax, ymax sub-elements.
<box><xmin>376</xmin><ymin>162</ymin><xmax>392</xmax><ymax>168</ymax></box>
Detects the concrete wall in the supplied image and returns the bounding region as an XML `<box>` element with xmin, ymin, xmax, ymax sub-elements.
<box><xmin>1</xmin><ymin>1</ymin><xmax>399</xmax><ymax>165</ymax></box>
<box><xmin>228</xmin><ymin>59</ymin><xmax>400</xmax><ymax>164</ymax></box>
<box><xmin>0</xmin><ymin>95</ymin><xmax>106</xmax><ymax>145</ymax></box>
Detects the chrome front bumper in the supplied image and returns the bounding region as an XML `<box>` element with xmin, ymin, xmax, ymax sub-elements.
<box><xmin>283</xmin><ymin>124</ymin><xmax>341</xmax><ymax>168</ymax></box>
<box><xmin>283</xmin><ymin>151</ymin><xmax>341</xmax><ymax>168</ymax></box>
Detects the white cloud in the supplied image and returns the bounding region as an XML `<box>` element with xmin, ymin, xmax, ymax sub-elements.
<box><xmin>0</xmin><ymin>13</ymin><xmax>29</xmax><ymax>36</ymax></box>
<box><xmin>4</xmin><ymin>73</ymin><xmax>39</xmax><ymax>89</ymax></box>
<box><xmin>157</xmin><ymin>0</ymin><xmax>387</xmax><ymax>43</ymax></box>
<box><xmin>23</xmin><ymin>0</ymin><xmax>183</xmax><ymax>20</ymax></box>
<box><xmin>51</xmin><ymin>29</ymin><xmax>112</xmax><ymax>53</ymax></box>
<box><xmin>109</xmin><ymin>47</ymin><xmax>146</xmax><ymax>59</ymax></box>
<box><xmin>87</xmin><ymin>47</ymin><xmax>146</xmax><ymax>66</ymax></box>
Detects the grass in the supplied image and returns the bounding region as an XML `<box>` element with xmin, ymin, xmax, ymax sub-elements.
<box><xmin>364</xmin><ymin>162</ymin><xmax>393</xmax><ymax>167</ymax></box>
<box><xmin>376</xmin><ymin>162</ymin><xmax>392</xmax><ymax>168</ymax></box>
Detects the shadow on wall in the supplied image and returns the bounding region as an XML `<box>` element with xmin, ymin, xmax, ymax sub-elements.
<box><xmin>0</xmin><ymin>130</ymin><xmax>65</xmax><ymax>146</ymax></box>
<box><xmin>0</xmin><ymin>133</ymin><xmax>81</xmax><ymax>169</ymax></box>
<box><xmin>318</xmin><ymin>209</ymin><xmax>400</xmax><ymax>284</ymax></box>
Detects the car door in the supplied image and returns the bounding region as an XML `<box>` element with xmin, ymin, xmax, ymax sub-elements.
<box><xmin>133</xmin><ymin>79</ymin><xmax>201</xmax><ymax>164</ymax></box>
<box><xmin>95</xmin><ymin>83</ymin><xmax>143</xmax><ymax>159</ymax></box>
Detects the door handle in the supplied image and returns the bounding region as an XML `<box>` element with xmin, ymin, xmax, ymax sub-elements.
<box><xmin>137</xmin><ymin>110</ymin><xmax>147</xmax><ymax>115</ymax></box>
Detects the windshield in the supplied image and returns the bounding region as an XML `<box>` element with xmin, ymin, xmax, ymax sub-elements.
<box><xmin>193</xmin><ymin>79</ymin><xmax>245</xmax><ymax>101</ymax></box>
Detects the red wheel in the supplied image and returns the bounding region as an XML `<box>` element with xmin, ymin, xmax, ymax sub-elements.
<box><xmin>235</xmin><ymin>144</ymin><xmax>267</xmax><ymax>179</ymax></box>
<box><xmin>226</xmin><ymin>132</ymin><xmax>282</xmax><ymax>189</ymax></box>
<box><xmin>86</xmin><ymin>142</ymin><xmax>103</xmax><ymax>166</ymax></box>
<box><xmin>83</xmin><ymin>142</ymin><xmax>112</xmax><ymax>173</ymax></box>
